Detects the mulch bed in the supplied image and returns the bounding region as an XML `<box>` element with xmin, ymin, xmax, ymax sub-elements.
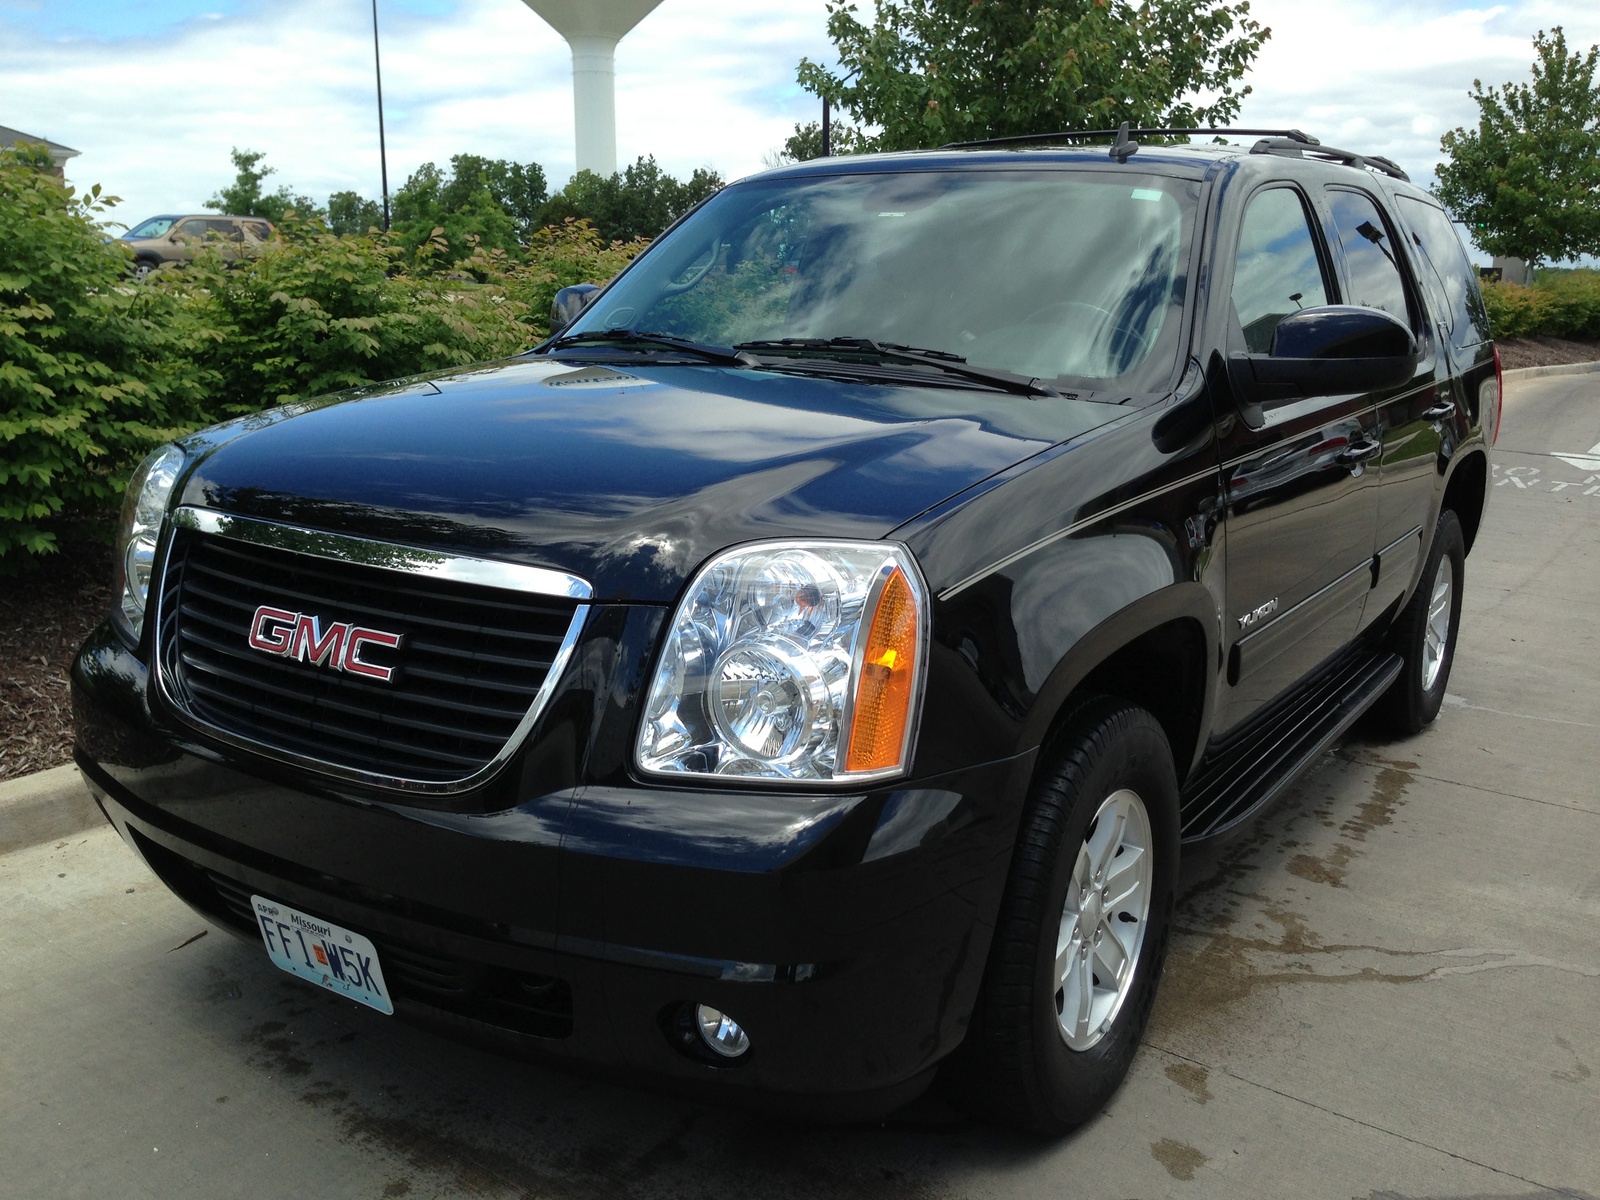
<box><xmin>0</xmin><ymin>536</ymin><xmax>114</xmax><ymax>781</ymax></box>
<box><xmin>1497</xmin><ymin>335</ymin><xmax>1600</xmax><ymax>371</ymax></box>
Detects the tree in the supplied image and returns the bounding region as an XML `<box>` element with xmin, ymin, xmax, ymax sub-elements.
<box><xmin>206</xmin><ymin>148</ymin><xmax>322</xmax><ymax>222</ymax></box>
<box><xmin>537</xmin><ymin>156</ymin><xmax>723</xmax><ymax>242</ymax></box>
<box><xmin>389</xmin><ymin>154</ymin><xmax>547</xmax><ymax>261</ymax></box>
<box><xmin>1435</xmin><ymin>28</ymin><xmax>1600</xmax><ymax>267</ymax></box>
<box><xmin>762</xmin><ymin>120</ymin><xmax>868</xmax><ymax>167</ymax></box>
<box><xmin>438</xmin><ymin>154</ymin><xmax>548</xmax><ymax>241</ymax></box>
<box><xmin>796</xmin><ymin>0</ymin><xmax>1270</xmax><ymax>151</ymax></box>
<box><xmin>326</xmin><ymin>190</ymin><xmax>384</xmax><ymax>237</ymax></box>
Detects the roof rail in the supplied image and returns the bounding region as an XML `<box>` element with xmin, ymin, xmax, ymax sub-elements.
<box><xmin>1248</xmin><ymin>137</ymin><xmax>1411</xmax><ymax>182</ymax></box>
<box><xmin>940</xmin><ymin>127</ymin><xmax>1320</xmax><ymax>151</ymax></box>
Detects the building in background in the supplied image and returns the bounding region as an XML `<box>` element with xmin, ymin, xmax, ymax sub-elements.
<box><xmin>1</xmin><ymin>124</ymin><xmax>80</xmax><ymax>180</ymax></box>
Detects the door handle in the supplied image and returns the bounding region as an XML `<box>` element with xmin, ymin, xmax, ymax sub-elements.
<box><xmin>1422</xmin><ymin>401</ymin><xmax>1456</xmax><ymax>420</ymax></box>
<box><xmin>1336</xmin><ymin>438</ymin><xmax>1382</xmax><ymax>467</ymax></box>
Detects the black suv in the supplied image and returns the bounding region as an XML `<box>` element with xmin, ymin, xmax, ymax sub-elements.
<box><xmin>73</xmin><ymin>129</ymin><xmax>1497</xmax><ymax>1133</ymax></box>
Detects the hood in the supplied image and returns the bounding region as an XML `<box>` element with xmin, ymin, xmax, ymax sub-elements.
<box><xmin>180</xmin><ymin>357</ymin><xmax>1125</xmax><ymax>601</ymax></box>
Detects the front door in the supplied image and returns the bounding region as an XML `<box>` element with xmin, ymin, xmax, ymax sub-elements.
<box><xmin>1214</xmin><ymin>184</ymin><xmax>1382</xmax><ymax>734</ymax></box>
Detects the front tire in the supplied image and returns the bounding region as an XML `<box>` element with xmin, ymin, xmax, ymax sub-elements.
<box><xmin>956</xmin><ymin>697</ymin><xmax>1180</xmax><ymax>1134</ymax></box>
<box><xmin>1375</xmin><ymin>509</ymin><xmax>1465</xmax><ymax>735</ymax></box>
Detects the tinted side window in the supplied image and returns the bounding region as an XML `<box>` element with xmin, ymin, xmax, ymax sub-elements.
<box><xmin>1396</xmin><ymin>196</ymin><xmax>1492</xmax><ymax>349</ymax></box>
<box><xmin>1325</xmin><ymin>189</ymin><xmax>1411</xmax><ymax>326</ymax></box>
<box><xmin>1232</xmin><ymin>187</ymin><xmax>1329</xmax><ymax>353</ymax></box>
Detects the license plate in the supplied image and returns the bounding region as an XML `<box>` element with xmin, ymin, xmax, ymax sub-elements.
<box><xmin>250</xmin><ymin>895</ymin><xmax>394</xmax><ymax>1015</ymax></box>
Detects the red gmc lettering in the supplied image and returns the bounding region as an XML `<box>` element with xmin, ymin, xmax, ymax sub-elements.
<box><xmin>248</xmin><ymin>606</ymin><xmax>298</xmax><ymax>654</ymax></box>
<box><xmin>342</xmin><ymin>628</ymin><xmax>402</xmax><ymax>681</ymax></box>
<box><xmin>247</xmin><ymin>605</ymin><xmax>401</xmax><ymax>682</ymax></box>
<box><xmin>289</xmin><ymin>615</ymin><xmax>347</xmax><ymax>667</ymax></box>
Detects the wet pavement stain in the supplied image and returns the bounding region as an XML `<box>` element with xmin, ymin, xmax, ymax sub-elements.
<box><xmin>1287</xmin><ymin>844</ymin><xmax>1355</xmax><ymax>888</ymax></box>
<box><xmin>1163</xmin><ymin>1062</ymin><xmax>1212</xmax><ymax>1104</ymax></box>
<box><xmin>1150</xmin><ymin>1137</ymin><xmax>1208</xmax><ymax>1180</ymax></box>
<box><xmin>1341</xmin><ymin>758</ymin><xmax>1415</xmax><ymax>841</ymax></box>
<box><xmin>1282</xmin><ymin>756</ymin><xmax>1414</xmax><ymax>890</ymax></box>
<box><xmin>1552</xmin><ymin>1036</ymin><xmax>1592</xmax><ymax>1084</ymax></box>
<box><xmin>243</xmin><ymin>1018</ymin><xmax>313</xmax><ymax>1079</ymax></box>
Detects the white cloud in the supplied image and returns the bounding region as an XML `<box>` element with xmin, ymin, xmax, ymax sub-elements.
<box><xmin>1235</xmin><ymin>0</ymin><xmax>1600</xmax><ymax>192</ymax></box>
<box><xmin>1</xmin><ymin>0</ymin><xmax>832</xmax><ymax>223</ymax></box>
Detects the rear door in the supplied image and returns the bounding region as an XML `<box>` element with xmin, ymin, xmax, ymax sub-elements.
<box><xmin>1214</xmin><ymin>183</ymin><xmax>1383</xmax><ymax>733</ymax></box>
<box><xmin>1320</xmin><ymin>186</ymin><xmax>1444</xmax><ymax>622</ymax></box>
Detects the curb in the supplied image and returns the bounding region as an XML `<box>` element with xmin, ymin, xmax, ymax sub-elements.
<box><xmin>0</xmin><ymin>763</ymin><xmax>104</xmax><ymax>855</ymax></box>
<box><xmin>1503</xmin><ymin>359</ymin><xmax>1600</xmax><ymax>380</ymax></box>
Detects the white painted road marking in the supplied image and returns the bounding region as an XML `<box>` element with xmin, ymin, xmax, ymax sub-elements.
<box><xmin>1552</xmin><ymin>441</ymin><xmax>1600</xmax><ymax>472</ymax></box>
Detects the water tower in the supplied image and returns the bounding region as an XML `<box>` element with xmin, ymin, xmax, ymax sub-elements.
<box><xmin>521</xmin><ymin>0</ymin><xmax>666</xmax><ymax>178</ymax></box>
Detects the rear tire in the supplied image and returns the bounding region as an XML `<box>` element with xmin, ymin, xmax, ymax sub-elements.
<box><xmin>954</xmin><ymin>697</ymin><xmax>1179</xmax><ymax>1135</ymax></box>
<box><xmin>1375</xmin><ymin>509</ymin><xmax>1465</xmax><ymax>736</ymax></box>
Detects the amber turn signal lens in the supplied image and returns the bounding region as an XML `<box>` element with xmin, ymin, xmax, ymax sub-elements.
<box><xmin>846</xmin><ymin>567</ymin><xmax>918</xmax><ymax>773</ymax></box>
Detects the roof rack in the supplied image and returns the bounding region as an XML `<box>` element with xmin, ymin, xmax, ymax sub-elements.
<box><xmin>940</xmin><ymin>127</ymin><xmax>1321</xmax><ymax>150</ymax></box>
<box><xmin>1247</xmin><ymin>137</ymin><xmax>1411</xmax><ymax>182</ymax></box>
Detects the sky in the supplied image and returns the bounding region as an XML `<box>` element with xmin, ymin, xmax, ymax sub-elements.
<box><xmin>3</xmin><ymin>0</ymin><xmax>1599</xmax><ymax>261</ymax></box>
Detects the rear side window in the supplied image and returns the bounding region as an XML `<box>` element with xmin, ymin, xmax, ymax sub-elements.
<box><xmin>1395</xmin><ymin>196</ymin><xmax>1492</xmax><ymax>350</ymax></box>
<box><xmin>1325</xmin><ymin>189</ymin><xmax>1412</xmax><ymax>327</ymax></box>
<box><xmin>1232</xmin><ymin>187</ymin><xmax>1330</xmax><ymax>353</ymax></box>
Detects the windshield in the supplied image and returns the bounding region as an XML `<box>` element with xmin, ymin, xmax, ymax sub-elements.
<box><xmin>124</xmin><ymin>217</ymin><xmax>177</xmax><ymax>239</ymax></box>
<box><xmin>566</xmin><ymin>169</ymin><xmax>1198</xmax><ymax>390</ymax></box>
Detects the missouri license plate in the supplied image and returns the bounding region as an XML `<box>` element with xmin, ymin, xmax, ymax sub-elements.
<box><xmin>250</xmin><ymin>895</ymin><xmax>394</xmax><ymax>1015</ymax></box>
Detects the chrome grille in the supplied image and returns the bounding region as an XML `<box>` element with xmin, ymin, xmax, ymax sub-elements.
<box><xmin>155</xmin><ymin>510</ymin><xmax>588</xmax><ymax>791</ymax></box>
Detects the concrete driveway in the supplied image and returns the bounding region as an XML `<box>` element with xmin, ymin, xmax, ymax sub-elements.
<box><xmin>3</xmin><ymin>371</ymin><xmax>1596</xmax><ymax>1199</ymax></box>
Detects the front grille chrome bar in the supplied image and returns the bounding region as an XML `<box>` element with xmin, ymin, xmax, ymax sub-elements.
<box><xmin>153</xmin><ymin>506</ymin><xmax>592</xmax><ymax>796</ymax></box>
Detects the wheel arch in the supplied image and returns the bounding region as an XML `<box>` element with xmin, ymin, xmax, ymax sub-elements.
<box><xmin>1443</xmin><ymin>448</ymin><xmax>1488</xmax><ymax>554</ymax></box>
<box><xmin>1019</xmin><ymin>584</ymin><xmax>1218</xmax><ymax>786</ymax></box>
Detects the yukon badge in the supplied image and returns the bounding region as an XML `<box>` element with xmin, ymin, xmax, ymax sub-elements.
<box><xmin>1237</xmin><ymin>597</ymin><xmax>1280</xmax><ymax>631</ymax></box>
<box><xmin>248</xmin><ymin>606</ymin><xmax>403</xmax><ymax>682</ymax></box>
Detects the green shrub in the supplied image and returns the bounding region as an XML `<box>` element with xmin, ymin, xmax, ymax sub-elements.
<box><xmin>466</xmin><ymin>218</ymin><xmax>647</xmax><ymax>342</ymax></box>
<box><xmin>1481</xmin><ymin>271</ymin><xmax>1600</xmax><ymax>340</ymax></box>
<box><xmin>159</xmin><ymin>215</ymin><xmax>535</xmax><ymax>412</ymax></box>
<box><xmin>1</xmin><ymin>165</ymin><xmax>650</xmax><ymax>572</ymax></box>
<box><xmin>0</xmin><ymin>149</ymin><xmax>212</xmax><ymax>564</ymax></box>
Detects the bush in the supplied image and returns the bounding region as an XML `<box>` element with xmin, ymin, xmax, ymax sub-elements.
<box><xmin>161</xmin><ymin>216</ymin><xmax>535</xmax><ymax>413</ymax></box>
<box><xmin>0</xmin><ymin>149</ymin><xmax>212</xmax><ymax>564</ymax></box>
<box><xmin>1481</xmin><ymin>270</ymin><xmax>1600</xmax><ymax>340</ymax></box>
<box><xmin>1</xmin><ymin>166</ymin><xmax>648</xmax><ymax>572</ymax></box>
<box><xmin>466</xmin><ymin>218</ymin><xmax>647</xmax><ymax>342</ymax></box>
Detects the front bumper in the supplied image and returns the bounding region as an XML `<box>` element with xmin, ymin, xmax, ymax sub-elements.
<box><xmin>72</xmin><ymin>620</ymin><xmax>1033</xmax><ymax>1117</ymax></box>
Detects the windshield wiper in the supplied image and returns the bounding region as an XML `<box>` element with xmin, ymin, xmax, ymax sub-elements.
<box><xmin>734</xmin><ymin>337</ymin><xmax>1060</xmax><ymax>398</ymax></box>
<box><xmin>546</xmin><ymin>328</ymin><xmax>750</xmax><ymax>366</ymax></box>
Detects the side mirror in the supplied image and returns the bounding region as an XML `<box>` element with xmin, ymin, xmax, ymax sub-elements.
<box><xmin>1230</xmin><ymin>305</ymin><xmax>1419</xmax><ymax>419</ymax></box>
<box><xmin>551</xmin><ymin>284</ymin><xmax>601</xmax><ymax>331</ymax></box>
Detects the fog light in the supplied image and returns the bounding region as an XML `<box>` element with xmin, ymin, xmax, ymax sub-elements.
<box><xmin>695</xmin><ymin>1004</ymin><xmax>751</xmax><ymax>1058</ymax></box>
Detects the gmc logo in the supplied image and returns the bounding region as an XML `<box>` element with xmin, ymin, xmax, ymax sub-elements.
<box><xmin>247</xmin><ymin>606</ymin><xmax>403</xmax><ymax>682</ymax></box>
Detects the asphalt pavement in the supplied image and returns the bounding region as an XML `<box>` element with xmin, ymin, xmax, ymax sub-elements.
<box><xmin>2</xmin><ymin>371</ymin><xmax>1597</xmax><ymax>1199</ymax></box>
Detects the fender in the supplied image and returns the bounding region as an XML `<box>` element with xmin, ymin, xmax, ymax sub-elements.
<box><xmin>1018</xmin><ymin>581</ymin><xmax>1220</xmax><ymax>780</ymax></box>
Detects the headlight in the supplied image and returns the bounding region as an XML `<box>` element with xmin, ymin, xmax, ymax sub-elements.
<box><xmin>637</xmin><ymin>541</ymin><xmax>928</xmax><ymax>784</ymax></box>
<box><xmin>112</xmin><ymin>444</ymin><xmax>186</xmax><ymax>641</ymax></box>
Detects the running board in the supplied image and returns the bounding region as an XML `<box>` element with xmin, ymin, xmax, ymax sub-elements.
<box><xmin>1179</xmin><ymin>650</ymin><xmax>1402</xmax><ymax>843</ymax></box>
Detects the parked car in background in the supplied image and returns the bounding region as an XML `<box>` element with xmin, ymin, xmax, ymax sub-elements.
<box><xmin>121</xmin><ymin>213</ymin><xmax>277</xmax><ymax>279</ymax></box>
<box><xmin>74</xmin><ymin>127</ymin><xmax>1497</xmax><ymax>1134</ymax></box>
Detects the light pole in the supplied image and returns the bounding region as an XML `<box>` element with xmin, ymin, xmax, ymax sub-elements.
<box><xmin>372</xmin><ymin>0</ymin><xmax>391</xmax><ymax>230</ymax></box>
